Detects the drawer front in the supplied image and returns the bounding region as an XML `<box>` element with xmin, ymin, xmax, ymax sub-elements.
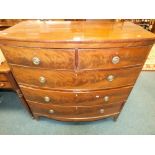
<box><xmin>28</xmin><ymin>101</ymin><xmax>123</xmax><ymax>121</ymax></box>
<box><xmin>0</xmin><ymin>73</ymin><xmax>8</xmax><ymax>81</ymax></box>
<box><xmin>1</xmin><ymin>46</ymin><xmax>75</xmax><ymax>69</ymax></box>
<box><xmin>79</xmin><ymin>46</ymin><xmax>152</xmax><ymax>69</ymax></box>
<box><xmin>20</xmin><ymin>85</ymin><xmax>132</xmax><ymax>106</ymax></box>
<box><xmin>12</xmin><ymin>65</ymin><xmax>141</xmax><ymax>90</ymax></box>
<box><xmin>0</xmin><ymin>81</ymin><xmax>12</xmax><ymax>89</ymax></box>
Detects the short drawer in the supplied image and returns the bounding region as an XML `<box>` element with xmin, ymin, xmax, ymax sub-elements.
<box><xmin>28</xmin><ymin>101</ymin><xmax>123</xmax><ymax>121</ymax></box>
<box><xmin>0</xmin><ymin>73</ymin><xmax>8</xmax><ymax>81</ymax></box>
<box><xmin>12</xmin><ymin>65</ymin><xmax>141</xmax><ymax>90</ymax></box>
<box><xmin>0</xmin><ymin>81</ymin><xmax>12</xmax><ymax>89</ymax></box>
<box><xmin>1</xmin><ymin>46</ymin><xmax>75</xmax><ymax>69</ymax></box>
<box><xmin>79</xmin><ymin>46</ymin><xmax>152</xmax><ymax>69</ymax></box>
<box><xmin>20</xmin><ymin>85</ymin><xmax>132</xmax><ymax>106</ymax></box>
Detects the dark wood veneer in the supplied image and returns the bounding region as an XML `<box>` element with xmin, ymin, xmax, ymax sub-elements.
<box><xmin>28</xmin><ymin>100</ymin><xmax>123</xmax><ymax>122</ymax></box>
<box><xmin>20</xmin><ymin>85</ymin><xmax>132</xmax><ymax>106</ymax></box>
<box><xmin>0</xmin><ymin>20</ymin><xmax>155</xmax><ymax>122</ymax></box>
<box><xmin>10</xmin><ymin>65</ymin><xmax>141</xmax><ymax>91</ymax></box>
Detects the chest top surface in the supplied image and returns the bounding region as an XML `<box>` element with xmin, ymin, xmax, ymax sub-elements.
<box><xmin>0</xmin><ymin>20</ymin><xmax>155</xmax><ymax>43</ymax></box>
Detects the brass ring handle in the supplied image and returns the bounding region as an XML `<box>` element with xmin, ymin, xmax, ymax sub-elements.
<box><xmin>104</xmin><ymin>96</ymin><xmax>109</xmax><ymax>102</ymax></box>
<box><xmin>100</xmin><ymin>109</ymin><xmax>104</xmax><ymax>114</ymax></box>
<box><xmin>49</xmin><ymin>109</ymin><xmax>54</xmax><ymax>114</ymax></box>
<box><xmin>112</xmin><ymin>56</ymin><xmax>120</xmax><ymax>64</ymax></box>
<box><xmin>44</xmin><ymin>96</ymin><xmax>51</xmax><ymax>103</ymax></box>
<box><xmin>107</xmin><ymin>75</ymin><xmax>114</xmax><ymax>82</ymax></box>
<box><xmin>39</xmin><ymin>76</ymin><xmax>46</xmax><ymax>84</ymax></box>
<box><xmin>32</xmin><ymin>57</ymin><xmax>40</xmax><ymax>65</ymax></box>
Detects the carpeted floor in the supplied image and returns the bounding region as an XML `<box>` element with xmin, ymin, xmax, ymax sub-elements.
<box><xmin>0</xmin><ymin>71</ymin><xmax>155</xmax><ymax>135</ymax></box>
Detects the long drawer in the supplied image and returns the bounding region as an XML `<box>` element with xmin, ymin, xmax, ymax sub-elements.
<box><xmin>1</xmin><ymin>46</ymin><xmax>75</xmax><ymax>69</ymax></box>
<box><xmin>11</xmin><ymin>65</ymin><xmax>141</xmax><ymax>90</ymax></box>
<box><xmin>20</xmin><ymin>85</ymin><xmax>132</xmax><ymax>106</ymax></box>
<box><xmin>28</xmin><ymin>100</ymin><xmax>123</xmax><ymax>121</ymax></box>
<box><xmin>78</xmin><ymin>46</ymin><xmax>151</xmax><ymax>69</ymax></box>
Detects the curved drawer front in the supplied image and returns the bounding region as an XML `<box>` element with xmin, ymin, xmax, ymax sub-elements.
<box><xmin>1</xmin><ymin>46</ymin><xmax>75</xmax><ymax>69</ymax></box>
<box><xmin>12</xmin><ymin>65</ymin><xmax>141</xmax><ymax>90</ymax></box>
<box><xmin>20</xmin><ymin>85</ymin><xmax>132</xmax><ymax>106</ymax></box>
<box><xmin>79</xmin><ymin>46</ymin><xmax>151</xmax><ymax>69</ymax></box>
<box><xmin>28</xmin><ymin>101</ymin><xmax>123</xmax><ymax>121</ymax></box>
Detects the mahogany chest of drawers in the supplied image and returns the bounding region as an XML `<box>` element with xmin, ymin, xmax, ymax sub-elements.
<box><xmin>0</xmin><ymin>20</ymin><xmax>155</xmax><ymax>122</ymax></box>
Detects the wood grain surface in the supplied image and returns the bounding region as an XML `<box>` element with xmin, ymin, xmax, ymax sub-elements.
<box><xmin>0</xmin><ymin>20</ymin><xmax>154</xmax><ymax>49</ymax></box>
<box><xmin>0</xmin><ymin>61</ymin><xmax>10</xmax><ymax>73</ymax></box>
<box><xmin>0</xmin><ymin>20</ymin><xmax>154</xmax><ymax>121</ymax></box>
<box><xmin>1</xmin><ymin>46</ymin><xmax>75</xmax><ymax>69</ymax></box>
<box><xmin>0</xmin><ymin>73</ymin><xmax>8</xmax><ymax>81</ymax></box>
<box><xmin>79</xmin><ymin>46</ymin><xmax>152</xmax><ymax>69</ymax></box>
<box><xmin>20</xmin><ymin>85</ymin><xmax>132</xmax><ymax>106</ymax></box>
<box><xmin>0</xmin><ymin>81</ymin><xmax>12</xmax><ymax>88</ymax></box>
<box><xmin>1</xmin><ymin>45</ymin><xmax>152</xmax><ymax>71</ymax></box>
<box><xmin>10</xmin><ymin>65</ymin><xmax>141</xmax><ymax>90</ymax></box>
<box><xmin>0</xmin><ymin>20</ymin><xmax>155</xmax><ymax>42</ymax></box>
<box><xmin>28</xmin><ymin>100</ymin><xmax>123</xmax><ymax>122</ymax></box>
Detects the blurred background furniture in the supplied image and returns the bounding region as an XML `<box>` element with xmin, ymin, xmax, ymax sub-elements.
<box><xmin>0</xmin><ymin>19</ymin><xmax>154</xmax><ymax>31</ymax></box>
<box><xmin>0</xmin><ymin>49</ymin><xmax>33</xmax><ymax>117</ymax></box>
<box><xmin>0</xmin><ymin>52</ymin><xmax>13</xmax><ymax>104</ymax></box>
<box><xmin>122</xmin><ymin>19</ymin><xmax>155</xmax><ymax>32</ymax></box>
<box><xmin>151</xmin><ymin>22</ymin><xmax>155</xmax><ymax>33</ymax></box>
<box><xmin>0</xmin><ymin>60</ymin><xmax>13</xmax><ymax>89</ymax></box>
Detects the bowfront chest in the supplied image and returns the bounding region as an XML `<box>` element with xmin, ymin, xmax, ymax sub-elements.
<box><xmin>0</xmin><ymin>20</ymin><xmax>155</xmax><ymax>122</ymax></box>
